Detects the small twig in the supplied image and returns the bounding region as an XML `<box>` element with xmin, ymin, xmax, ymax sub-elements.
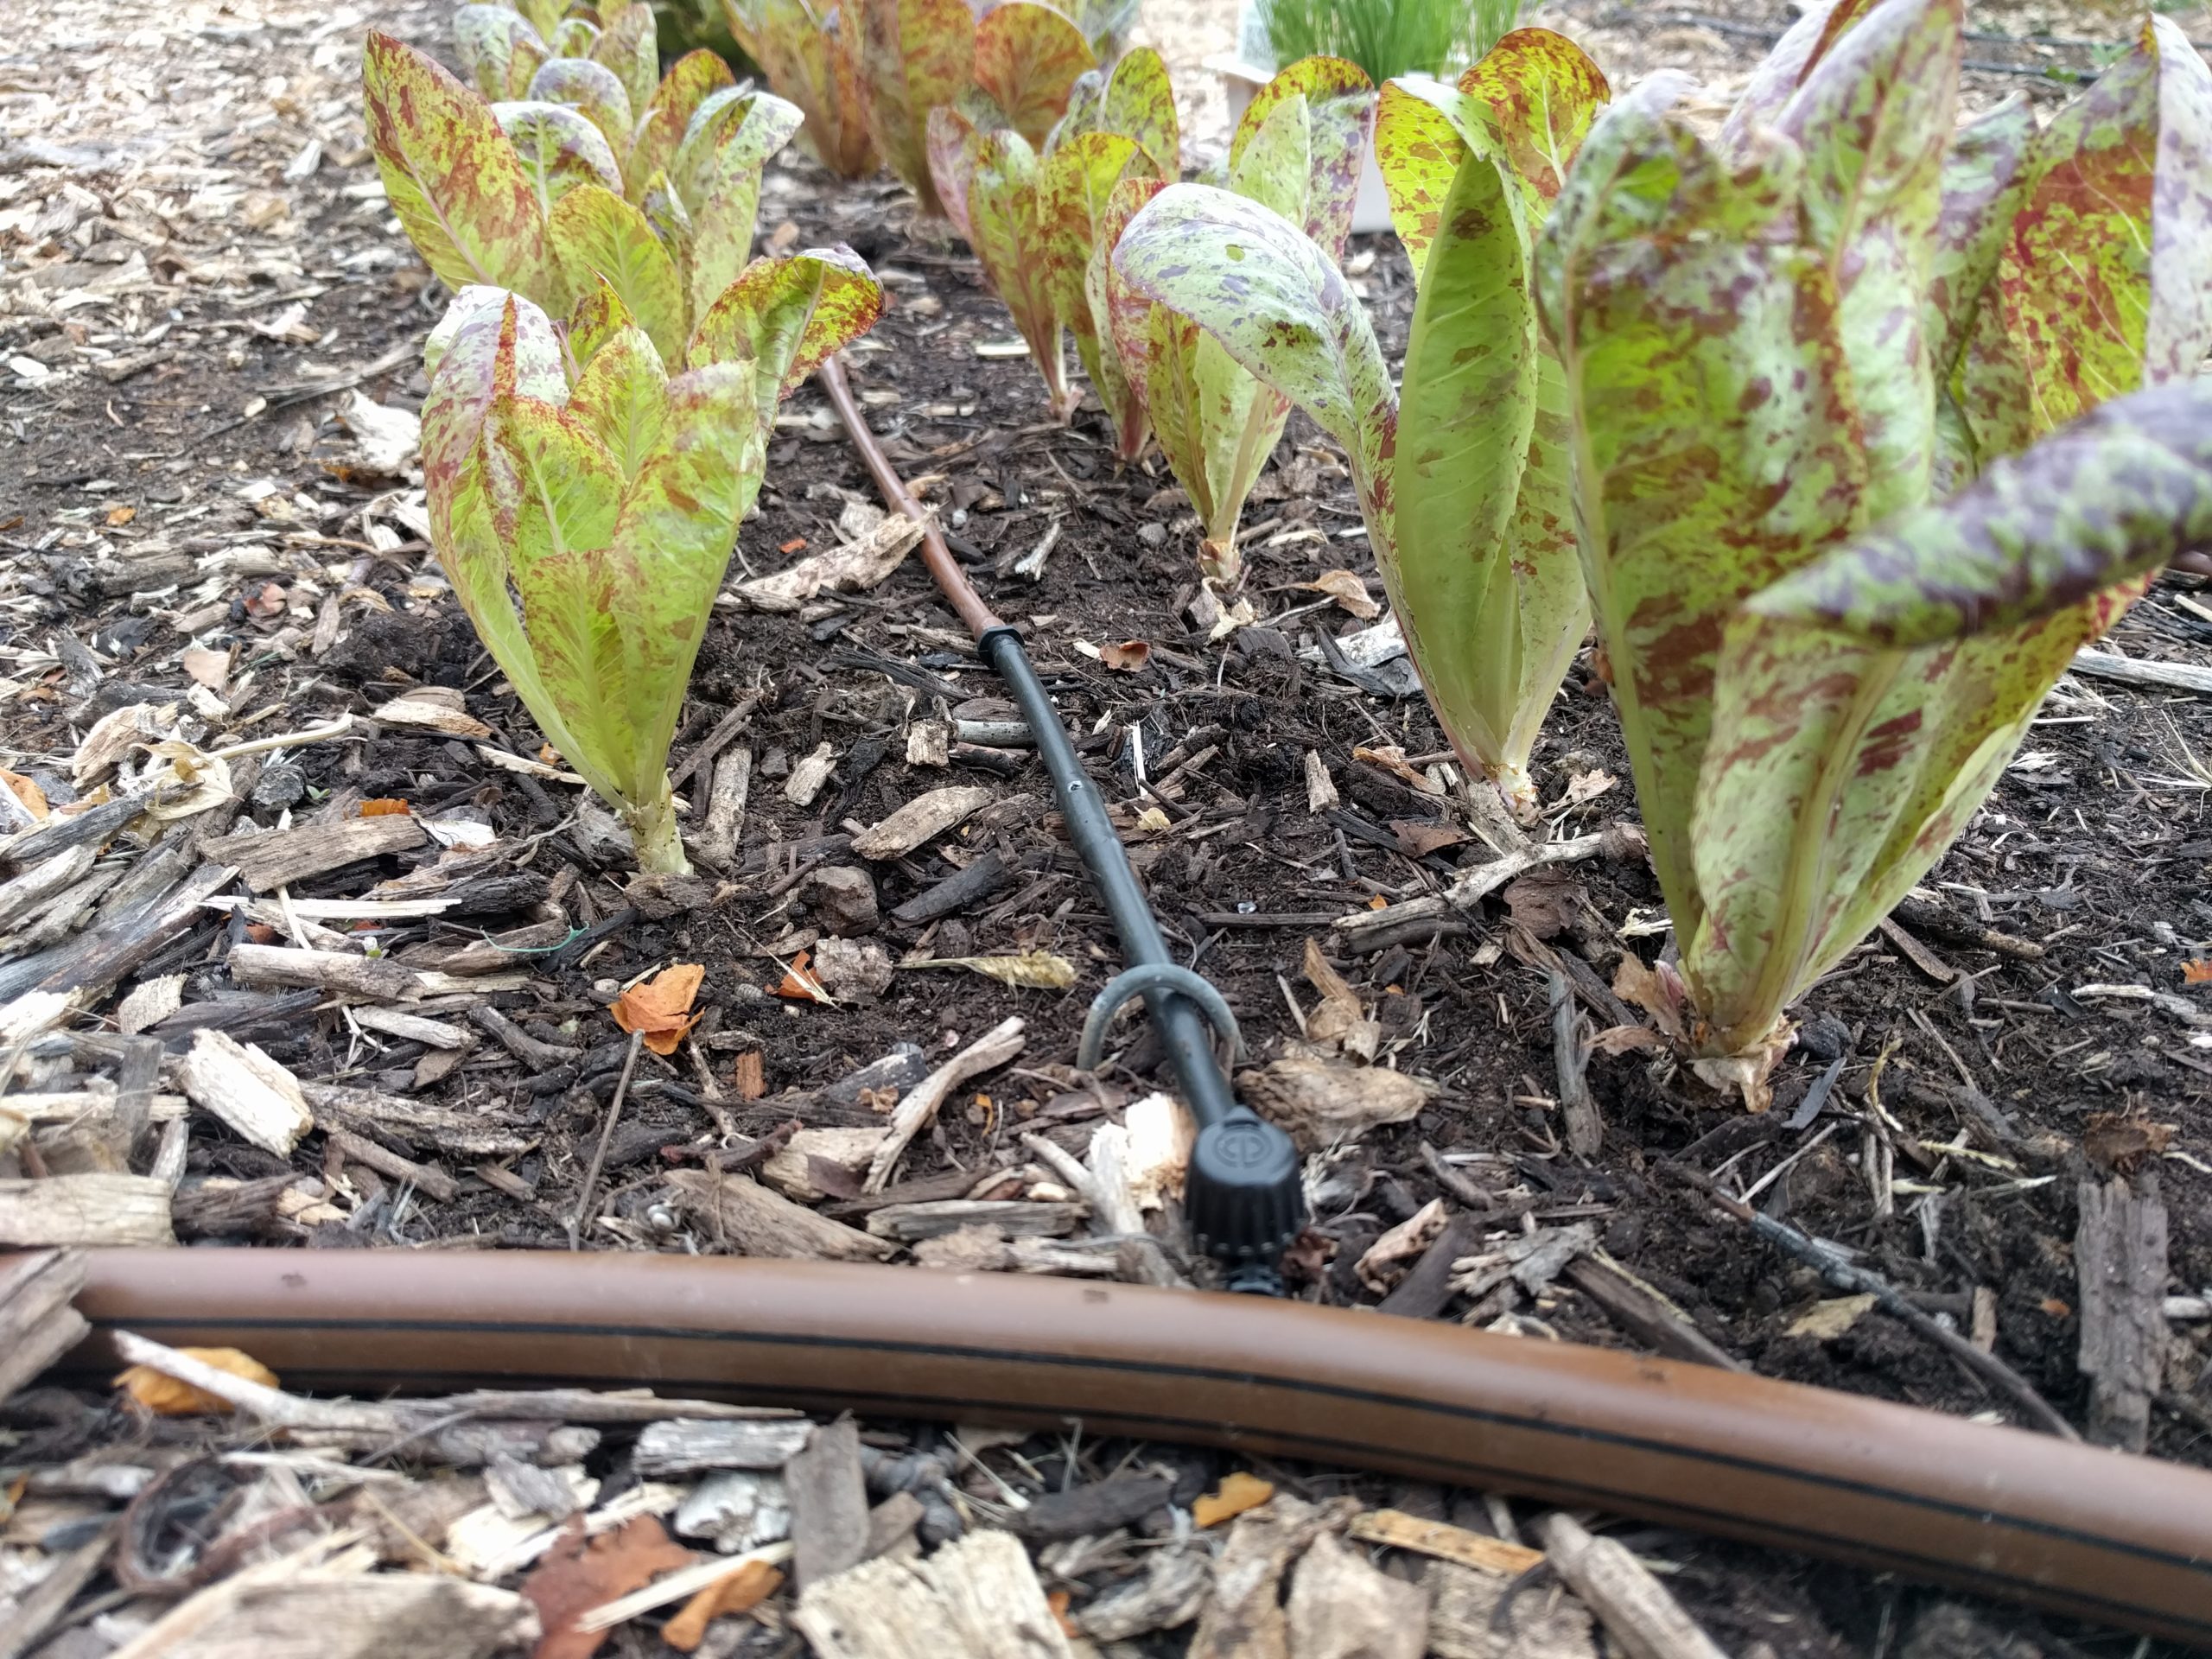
<box><xmin>1669</xmin><ymin>1165</ymin><xmax>2080</xmax><ymax>1439</ymax></box>
<box><xmin>1548</xmin><ymin>969</ymin><xmax>1601</xmax><ymax>1159</ymax></box>
<box><xmin>569</xmin><ymin>1030</ymin><xmax>644</xmax><ymax>1251</ymax></box>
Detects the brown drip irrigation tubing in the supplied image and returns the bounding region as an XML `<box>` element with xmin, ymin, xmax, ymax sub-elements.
<box><xmin>66</xmin><ymin>1249</ymin><xmax>2212</xmax><ymax>1645</ymax></box>
<box><xmin>817</xmin><ymin>353</ymin><xmax>1001</xmax><ymax>640</ymax></box>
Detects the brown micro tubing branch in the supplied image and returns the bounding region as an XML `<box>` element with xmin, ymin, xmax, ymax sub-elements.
<box><xmin>817</xmin><ymin>353</ymin><xmax>1002</xmax><ymax>639</ymax></box>
<box><xmin>66</xmin><ymin>1250</ymin><xmax>2212</xmax><ymax>1645</ymax></box>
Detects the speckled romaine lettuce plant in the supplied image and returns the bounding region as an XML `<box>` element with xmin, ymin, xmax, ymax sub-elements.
<box><xmin>1534</xmin><ymin>0</ymin><xmax>2212</xmax><ymax>1099</ymax></box>
<box><xmin>1113</xmin><ymin>29</ymin><xmax>1605</xmax><ymax>798</ymax></box>
<box><xmin>419</xmin><ymin>250</ymin><xmax>883</xmax><ymax>873</ymax></box>
<box><xmin>366</xmin><ymin>30</ymin><xmax>803</xmax><ymax>345</ymax></box>
<box><xmin>1106</xmin><ymin>56</ymin><xmax>1377</xmax><ymax>585</ymax></box>
<box><xmin>925</xmin><ymin>43</ymin><xmax>1177</xmax><ymax>428</ymax></box>
<box><xmin>721</xmin><ymin>0</ymin><xmax>879</xmax><ymax>178</ymax></box>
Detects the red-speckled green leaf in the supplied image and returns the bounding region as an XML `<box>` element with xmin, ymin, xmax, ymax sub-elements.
<box><xmin>550</xmin><ymin>18</ymin><xmax>598</xmax><ymax>57</ymax></box>
<box><xmin>1751</xmin><ymin>380</ymin><xmax>2212</xmax><ymax>648</ymax></box>
<box><xmin>496</xmin><ymin>99</ymin><xmax>626</xmax><ymax>224</ymax></box>
<box><xmin>364</xmin><ymin>33</ymin><xmax>554</xmax><ymax>298</ymax></box>
<box><xmin>1039</xmin><ymin>130</ymin><xmax>1157</xmax><ymax>448</ymax></box>
<box><xmin>1378</xmin><ymin>30</ymin><xmax>1609</xmax><ymax>288</ymax></box>
<box><xmin>1535</xmin><ymin>77</ymin><xmax>1867</xmax><ymax>953</ymax></box>
<box><xmin>687</xmin><ymin>245</ymin><xmax>885</xmax><ymax>428</ymax></box>
<box><xmin>513</xmin><ymin>0</ymin><xmax>566</xmax><ymax>41</ymax></box>
<box><xmin>671</xmin><ymin>89</ymin><xmax>805</xmax><ymax>317</ymax></box>
<box><xmin>569</xmin><ymin>326</ymin><xmax>668</xmax><ymax>482</ymax></box>
<box><xmin>1111</xmin><ymin>183</ymin><xmax>1394</xmax><ymax>535</ymax></box>
<box><xmin>721</xmin><ymin>0</ymin><xmax>878</xmax><ymax>177</ymax></box>
<box><xmin>455</xmin><ymin>3</ymin><xmax>546</xmax><ymax>100</ymax></box>
<box><xmin>494</xmin><ymin>394</ymin><xmax>633</xmax><ymax>804</ymax></box>
<box><xmin>1082</xmin><ymin>175</ymin><xmax>1164</xmax><ymax>460</ymax></box>
<box><xmin>858</xmin><ymin>0</ymin><xmax>975</xmax><ymax>213</ymax></box>
<box><xmin>626</xmin><ymin>50</ymin><xmax>738</xmax><ymax>201</ymax></box>
<box><xmin>1052</xmin><ymin>46</ymin><xmax>1179</xmax><ymax>176</ymax></box>
<box><xmin>421</xmin><ymin>295</ymin><xmax>595</xmax><ymax>791</ymax></box>
<box><xmin>1395</xmin><ymin>148</ymin><xmax>1591</xmax><ymax>798</ymax></box>
<box><xmin>565</xmin><ymin>277</ymin><xmax>639</xmax><ymax>372</ymax></box>
<box><xmin>1689</xmin><ymin>384</ymin><xmax>2209</xmax><ymax>1052</ymax></box>
<box><xmin>529</xmin><ymin>57</ymin><xmax>636</xmax><ymax>162</ymax></box>
<box><xmin>1230</xmin><ymin>56</ymin><xmax>1376</xmax><ymax>258</ymax></box>
<box><xmin>546</xmin><ymin>184</ymin><xmax>685</xmax><ymax>363</ymax></box>
<box><xmin>607</xmin><ymin>361</ymin><xmax>760</xmax><ymax>802</ymax></box>
<box><xmin>974</xmin><ymin>1</ymin><xmax>1094</xmax><ymax>148</ymax></box>
<box><xmin>965</xmin><ymin>128</ymin><xmax>1072</xmax><ymax>415</ymax></box>
<box><xmin>593</xmin><ymin>4</ymin><xmax>659</xmax><ymax>119</ymax></box>
<box><xmin>1960</xmin><ymin>18</ymin><xmax>2212</xmax><ymax>461</ymax></box>
<box><xmin>1777</xmin><ymin>0</ymin><xmax>1959</xmax><ymax>524</ymax></box>
<box><xmin>925</xmin><ymin>105</ymin><xmax>981</xmax><ymax>242</ymax></box>
<box><xmin>1719</xmin><ymin>0</ymin><xmax>1881</xmax><ymax>156</ymax></box>
<box><xmin>1924</xmin><ymin>94</ymin><xmax>2033</xmax><ymax>378</ymax></box>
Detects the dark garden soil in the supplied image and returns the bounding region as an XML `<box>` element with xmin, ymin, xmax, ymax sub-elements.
<box><xmin>3</xmin><ymin>0</ymin><xmax>2209</xmax><ymax>1655</ymax></box>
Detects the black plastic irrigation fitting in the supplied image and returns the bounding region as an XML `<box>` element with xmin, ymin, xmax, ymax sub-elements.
<box><xmin>977</xmin><ymin>626</ymin><xmax>1304</xmax><ymax>1290</ymax></box>
<box><xmin>816</xmin><ymin>353</ymin><xmax>1306</xmax><ymax>1289</ymax></box>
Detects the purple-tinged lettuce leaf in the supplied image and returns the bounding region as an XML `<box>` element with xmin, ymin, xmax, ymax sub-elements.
<box><xmin>527</xmin><ymin>57</ymin><xmax>635</xmax><ymax>163</ymax></box>
<box><xmin>857</xmin><ymin>0</ymin><xmax>976</xmax><ymax>215</ymax></box>
<box><xmin>1776</xmin><ymin>0</ymin><xmax>1959</xmax><ymax>524</ymax></box>
<box><xmin>1689</xmin><ymin>382</ymin><xmax>2209</xmax><ymax>1058</ymax></box>
<box><xmin>592</xmin><ymin>4</ymin><xmax>660</xmax><ymax>122</ymax></box>
<box><xmin>364</xmin><ymin>34</ymin><xmax>554</xmax><ymax>300</ymax></box>
<box><xmin>510</xmin><ymin>0</ymin><xmax>567</xmax><ymax>41</ymax></box>
<box><xmin>964</xmin><ymin>128</ymin><xmax>1074</xmax><ymax>417</ymax></box>
<box><xmin>721</xmin><ymin>0</ymin><xmax>879</xmax><ymax>178</ymax></box>
<box><xmin>1535</xmin><ymin>75</ymin><xmax>1868</xmax><ymax>953</ymax></box>
<box><xmin>626</xmin><ymin>51</ymin><xmax>739</xmax><ymax>203</ymax></box>
<box><xmin>564</xmin><ymin>277</ymin><xmax>641</xmax><ymax>375</ymax></box>
<box><xmin>1050</xmin><ymin>46</ymin><xmax>1179</xmax><ymax>178</ymax></box>
<box><xmin>549</xmin><ymin>17</ymin><xmax>599</xmax><ymax>58</ymax></box>
<box><xmin>1039</xmin><ymin>131</ymin><xmax>1159</xmax><ymax>461</ymax></box>
<box><xmin>671</xmin><ymin>89</ymin><xmax>807</xmax><ymax>319</ymax></box>
<box><xmin>495</xmin><ymin>100</ymin><xmax>626</xmax><ymax>224</ymax></box>
<box><xmin>1959</xmin><ymin>18</ymin><xmax>2212</xmax><ymax>462</ymax></box>
<box><xmin>455</xmin><ymin>3</ymin><xmax>546</xmax><ymax>101</ymax></box>
<box><xmin>546</xmin><ymin>185</ymin><xmax>687</xmax><ymax>364</ymax></box>
<box><xmin>1923</xmin><ymin>94</ymin><xmax>2033</xmax><ymax>381</ymax></box>
<box><xmin>1081</xmin><ymin>174</ymin><xmax>1166</xmax><ymax>461</ymax></box>
<box><xmin>925</xmin><ymin>105</ymin><xmax>981</xmax><ymax>242</ymax></box>
<box><xmin>1719</xmin><ymin>0</ymin><xmax>1881</xmax><ymax>156</ymax></box>
<box><xmin>688</xmin><ymin>246</ymin><xmax>887</xmax><ymax>429</ymax></box>
<box><xmin>973</xmin><ymin>0</ymin><xmax>1095</xmax><ymax>149</ymax></box>
<box><xmin>1230</xmin><ymin>56</ymin><xmax>1376</xmax><ymax>260</ymax></box>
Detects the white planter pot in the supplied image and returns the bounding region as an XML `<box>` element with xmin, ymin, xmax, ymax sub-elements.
<box><xmin>1207</xmin><ymin>4</ymin><xmax>1396</xmax><ymax>235</ymax></box>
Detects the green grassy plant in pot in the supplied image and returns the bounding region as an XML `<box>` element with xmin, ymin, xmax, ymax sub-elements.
<box><xmin>721</xmin><ymin>0</ymin><xmax>880</xmax><ymax>177</ymax></box>
<box><xmin>419</xmin><ymin>252</ymin><xmax>884</xmax><ymax>872</ymax></box>
<box><xmin>1104</xmin><ymin>57</ymin><xmax>1376</xmax><ymax>585</ymax></box>
<box><xmin>366</xmin><ymin>29</ymin><xmax>803</xmax><ymax>339</ymax></box>
<box><xmin>1533</xmin><ymin>0</ymin><xmax>2212</xmax><ymax>1103</ymax></box>
<box><xmin>927</xmin><ymin>42</ymin><xmax>1178</xmax><ymax>429</ymax></box>
<box><xmin>1110</xmin><ymin>29</ymin><xmax>1606</xmax><ymax>803</ymax></box>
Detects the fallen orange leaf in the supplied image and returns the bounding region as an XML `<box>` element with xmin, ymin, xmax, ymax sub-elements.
<box><xmin>1100</xmin><ymin>639</ymin><xmax>1151</xmax><ymax>672</ymax></box>
<box><xmin>1192</xmin><ymin>1471</ymin><xmax>1274</xmax><ymax>1528</ymax></box>
<box><xmin>105</xmin><ymin>505</ymin><xmax>136</xmax><ymax>526</ymax></box>
<box><xmin>0</xmin><ymin>768</ymin><xmax>49</xmax><ymax>821</ymax></box>
<box><xmin>779</xmin><ymin>536</ymin><xmax>808</xmax><ymax>554</ymax></box>
<box><xmin>358</xmin><ymin>798</ymin><xmax>411</xmax><ymax>817</ymax></box>
<box><xmin>115</xmin><ymin>1347</ymin><xmax>278</xmax><ymax>1414</ymax></box>
<box><xmin>1047</xmin><ymin>1587</ymin><xmax>1079</xmax><ymax>1639</ymax></box>
<box><xmin>663</xmin><ymin>1560</ymin><xmax>783</xmax><ymax>1652</ymax></box>
<box><xmin>2184</xmin><ymin>958</ymin><xmax>2211</xmax><ymax>986</ymax></box>
<box><xmin>611</xmin><ymin>963</ymin><xmax>706</xmax><ymax>1055</ymax></box>
<box><xmin>772</xmin><ymin>950</ymin><xmax>830</xmax><ymax>1004</ymax></box>
<box><xmin>521</xmin><ymin>1515</ymin><xmax>696</xmax><ymax>1659</ymax></box>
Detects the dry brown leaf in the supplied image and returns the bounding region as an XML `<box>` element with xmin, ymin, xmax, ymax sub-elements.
<box><xmin>2183</xmin><ymin>958</ymin><xmax>2212</xmax><ymax>986</ymax></box>
<box><xmin>1308</xmin><ymin>569</ymin><xmax>1380</xmax><ymax>619</ymax></box>
<box><xmin>2082</xmin><ymin>1112</ymin><xmax>2175</xmax><ymax>1175</ymax></box>
<box><xmin>244</xmin><ymin>582</ymin><xmax>288</xmax><ymax>619</ymax></box>
<box><xmin>1611</xmin><ymin>954</ymin><xmax>1687</xmax><ymax>1043</ymax></box>
<box><xmin>771</xmin><ymin>950</ymin><xmax>832</xmax><ymax>1005</ymax></box>
<box><xmin>0</xmin><ymin>768</ymin><xmax>48</xmax><ymax>821</ymax></box>
<box><xmin>1101</xmin><ymin>639</ymin><xmax>1152</xmax><ymax>672</ymax></box>
<box><xmin>663</xmin><ymin>1560</ymin><xmax>784</xmax><ymax>1652</ymax></box>
<box><xmin>105</xmin><ymin>505</ymin><xmax>136</xmax><ymax>526</ymax></box>
<box><xmin>1192</xmin><ymin>1471</ymin><xmax>1275</xmax><ymax>1529</ymax></box>
<box><xmin>1786</xmin><ymin>1293</ymin><xmax>1877</xmax><ymax>1341</ymax></box>
<box><xmin>358</xmin><ymin>798</ymin><xmax>411</xmax><ymax>817</ymax></box>
<box><xmin>1300</xmin><ymin>938</ymin><xmax>1379</xmax><ymax>1062</ymax></box>
<box><xmin>521</xmin><ymin>1515</ymin><xmax>696</xmax><ymax>1659</ymax></box>
<box><xmin>1503</xmin><ymin>870</ymin><xmax>1586</xmax><ymax>942</ymax></box>
<box><xmin>611</xmin><ymin>963</ymin><xmax>706</xmax><ymax>1053</ymax></box>
<box><xmin>115</xmin><ymin>1346</ymin><xmax>278</xmax><ymax>1414</ymax></box>
<box><xmin>1390</xmin><ymin>819</ymin><xmax>1466</xmax><ymax>859</ymax></box>
<box><xmin>732</xmin><ymin>1049</ymin><xmax>766</xmax><ymax>1101</ymax></box>
<box><xmin>901</xmin><ymin>950</ymin><xmax>1077</xmax><ymax>990</ymax></box>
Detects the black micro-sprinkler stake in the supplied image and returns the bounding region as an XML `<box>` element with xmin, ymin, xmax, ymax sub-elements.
<box><xmin>820</xmin><ymin>355</ymin><xmax>1303</xmax><ymax>1292</ymax></box>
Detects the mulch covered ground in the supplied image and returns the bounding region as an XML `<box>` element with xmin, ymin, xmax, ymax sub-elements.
<box><xmin>1</xmin><ymin>0</ymin><xmax>2208</xmax><ymax>1654</ymax></box>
